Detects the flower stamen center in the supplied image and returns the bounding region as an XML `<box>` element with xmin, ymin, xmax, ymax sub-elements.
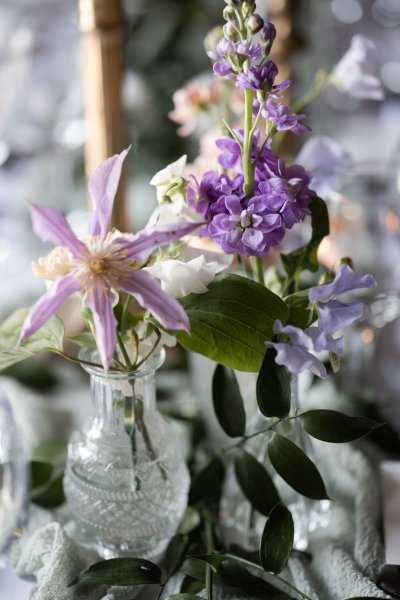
<box><xmin>89</xmin><ymin>257</ymin><xmax>108</xmax><ymax>273</ymax></box>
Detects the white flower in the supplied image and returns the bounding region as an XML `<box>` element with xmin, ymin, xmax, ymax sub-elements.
<box><xmin>150</xmin><ymin>155</ymin><xmax>188</xmax><ymax>203</ymax></box>
<box><xmin>146</xmin><ymin>197</ymin><xmax>204</xmax><ymax>228</ymax></box>
<box><xmin>145</xmin><ymin>255</ymin><xmax>220</xmax><ymax>298</ymax></box>
<box><xmin>334</xmin><ymin>35</ymin><xmax>384</xmax><ymax>100</ymax></box>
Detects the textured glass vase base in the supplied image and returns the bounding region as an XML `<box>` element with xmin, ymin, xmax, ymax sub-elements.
<box><xmin>64</xmin><ymin>462</ymin><xmax>189</xmax><ymax>560</ymax></box>
<box><xmin>66</xmin><ymin>520</ymin><xmax>168</xmax><ymax>561</ymax></box>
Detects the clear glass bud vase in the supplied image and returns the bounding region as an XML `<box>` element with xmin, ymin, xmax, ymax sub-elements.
<box><xmin>63</xmin><ymin>349</ymin><xmax>190</xmax><ymax>559</ymax></box>
<box><xmin>219</xmin><ymin>373</ymin><xmax>331</xmax><ymax>553</ymax></box>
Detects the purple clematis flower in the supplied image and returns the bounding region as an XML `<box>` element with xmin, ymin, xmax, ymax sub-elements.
<box><xmin>266</xmin><ymin>320</ymin><xmax>328</xmax><ymax>379</ymax></box>
<box><xmin>20</xmin><ymin>148</ymin><xmax>198</xmax><ymax>371</ymax></box>
<box><xmin>308</xmin><ymin>264</ymin><xmax>377</xmax><ymax>335</ymax></box>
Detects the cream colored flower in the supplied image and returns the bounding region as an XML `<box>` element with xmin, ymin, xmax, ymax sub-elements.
<box><xmin>32</xmin><ymin>246</ymin><xmax>74</xmax><ymax>281</ymax></box>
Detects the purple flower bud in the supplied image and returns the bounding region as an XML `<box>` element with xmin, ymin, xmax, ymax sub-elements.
<box><xmin>247</xmin><ymin>14</ymin><xmax>264</xmax><ymax>34</ymax></box>
<box><xmin>261</xmin><ymin>22</ymin><xmax>277</xmax><ymax>42</ymax></box>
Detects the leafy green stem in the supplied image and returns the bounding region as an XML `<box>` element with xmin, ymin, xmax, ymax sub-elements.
<box><xmin>242</xmin><ymin>89</ymin><xmax>255</xmax><ymax>196</ymax></box>
<box><xmin>250</xmin><ymin>256</ymin><xmax>265</xmax><ymax>285</ymax></box>
<box><xmin>203</xmin><ymin>508</ymin><xmax>214</xmax><ymax>600</ymax></box>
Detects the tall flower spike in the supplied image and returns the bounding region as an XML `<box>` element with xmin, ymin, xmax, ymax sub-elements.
<box><xmin>20</xmin><ymin>148</ymin><xmax>199</xmax><ymax>371</ymax></box>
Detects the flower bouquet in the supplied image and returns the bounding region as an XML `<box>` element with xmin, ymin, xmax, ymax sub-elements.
<box><xmin>0</xmin><ymin>0</ymin><xmax>385</xmax><ymax>597</ymax></box>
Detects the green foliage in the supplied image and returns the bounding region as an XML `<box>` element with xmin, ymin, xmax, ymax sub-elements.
<box><xmin>30</xmin><ymin>461</ymin><xmax>53</xmax><ymax>490</ymax></box>
<box><xmin>281</xmin><ymin>197</ymin><xmax>329</xmax><ymax>280</ymax></box>
<box><xmin>235</xmin><ymin>449</ymin><xmax>280</xmax><ymax>517</ymax></box>
<box><xmin>31</xmin><ymin>474</ymin><xmax>65</xmax><ymax>509</ymax></box>
<box><xmin>260</xmin><ymin>503</ymin><xmax>294</xmax><ymax>574</ymax></box>
<box><xmin>177</xmin><ymin>274</ymin><xmax>289</xmax><ymax>372</ymax></box>
<box><xmin>0</xmin><ymin>308</ymin><xmax>64</xmax><ymax>371</ymax></box>
<box><xmin>68</xmin><ymin>558</ymin><xmax>161</xmax><ymax>587</ymax></box>
<box><xmin>256</xmin><ymin>348</ymin><xmax>291</xmax><ymax>418</ymax></box>
<box><xmin>300</xmin><ymin>410</ymin><xmax>382</xmax><ymax>443</ymax></box>
<box><xmin>268</xmin><ymin>433</ymin><xmax>329</xmax><ymax>500</ymax></box>
<box><xmin>212</xmin><ymin>364</ymin><xmax>246</xmax><ymax>437</ymax></box>
<box><xmin>189</xmin><ymin>457</ymin><xmax>225</xmax><ymax>503</ymax></box>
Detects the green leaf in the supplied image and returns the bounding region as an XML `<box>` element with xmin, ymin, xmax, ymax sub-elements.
<box><xmin>178</xmin><ymin>507</ymin><xmax>201</xmax><ymax>535</ymax></box>
<box><xmin>180</xmin><ymin>575</ymin><xmax>205</xmax><ymax>595</ymax></box>
<box><xmin>189</xmin><ymin>457</ymin><xmax>225</xmax><ymax>503</ymax></box>
<box><xmin>281</xmin><ymin>197</ymin><xmax>329</xmax><ymax>278</ymax></box>
<box><xmin>212</xmin><ymin>364</ymin><xmax>246</xmax><ymax>437</ymax></box>
<box><xmin>168</xmin><ymin>595</ymin><xmax>204</xmax><ymax>600</ymax></box>
<box><xmin>260</xmin><ymin>503</ymin><xmax>294</xmax><ymax>574</ymax></box>
<box><xmin>189</xmin><ymin>553</ymin><xmax>226</xmax><ymax>573</ymax></box>
<box><xmin>31</xmin><ymin>474</ymin><xmax>65</xmax><ymax>509</ymax></box>
<box><xmin>177</xmin><ymin>274</ymin><xmax>289</xmax><ymax>372</ymax></box>
<box><xmin>68</xmin><ymin>558</ymin><xmax>161</xmax><ymax>587</ymax></box>
<box><xmin>285</xmin><ymin>291</ymin><xmax>316</xmax><ymax>329</ymax></box>
<box><xmin>235</xmin><ymin>449</ymin><xmax>280</xmax><ymax>516</ymax></box>
<box><xmin>30</xmin><ymin>461</ymin><xmax>53</xmax><ymax>491</ymax></box>
<box><xmin>69</xmin><ymin>332</ymin><xmax>97</xmax><ymax>349</ymax></box>
<box><xmin>299</xmin><ymin>410</ymin><xmax>383</xmax><ymax>443</ymax></box>
<box><xmin>0</xmin><ymin>308</ymin><xmax>64</xmax><ymax>370</ymax></box>
<box><xmin>268</xmin><ymin>433</ymin><xmax>329</xmax><ymax>500</ymax></box>
<box><xmin>216</xmin><ymin>561</ymin><xmax>291</xmax><ymax>598</ymax></box>
<box><xmin>164</xmin><ymin>534</ymin><xmax>190</xmax><ymax>575</ymax></box>
<box><xmin>256</xmin><ymin>348</ymin><xmax>291</xmax><ymax>418</ymax></box>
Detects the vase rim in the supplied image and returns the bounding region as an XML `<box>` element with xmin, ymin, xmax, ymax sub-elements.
<box><xmin>78</xmin><ymin>347</ymin><xmax>166</xmax><ymax>379</ymax></box>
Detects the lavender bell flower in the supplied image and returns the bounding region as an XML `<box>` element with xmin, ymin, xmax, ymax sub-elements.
<box><xmin>334</xmin><ymin>35</ymin><xmax>384</xmax><ymax>101</ymax></box>
<box><xmin>266</xmin><ymin>320</ymin><xmax>328</xmax><ymax>379</ymax></box>
<box><xmin>20</xmin><ymin>148</ymin><xmax>198</xmax><ymax>371</ymax></box>
<box><xmin>308</xmin><ymin>264</ymin><xmax>377</xmax><ymax>334</ymax></box>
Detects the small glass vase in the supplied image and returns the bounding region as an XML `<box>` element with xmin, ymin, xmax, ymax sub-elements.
<box><xmin>219</xmin><ymin>373</ymin><xmax>331</xmax><ymax>553</ymax></box>
<box><xmin>63</xmin><ymin>349</ymin><xmax>190</xmax><ymax>559</ymax></box>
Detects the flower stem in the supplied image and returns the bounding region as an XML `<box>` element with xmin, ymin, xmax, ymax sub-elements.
<box><xmin>117</xmin><ymin>332</ymin><xmax>134</xmax><ymax>369</ymax></box>
<box><xmin>203</xmin><ymin>508</ymin><xmax>214</xmax><ymax>600</ymax></box>
<box><xmin>121</xmin><ymin>295</ymin><xmax>133</xmax><ymax>332</ymax></box>
<box><xmin>242</xmin><ymin>89</ymin><xmax>255</xmax><ymax>197</ymax></box>
<box><xmin>250</xmin><ymin>256</ymin><xmax>265</xmax><ymax>285</ymax></box>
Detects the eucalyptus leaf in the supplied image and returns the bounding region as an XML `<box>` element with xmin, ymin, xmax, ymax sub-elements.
<box><xmin>180</xmin><ymin>576</ymin><xmax>205</xmax><ymax>595</ymax></box>
<box><xmin>168</xmin><ymin>595</ymin><xmax>204</xmax><ymax>600</ymax></box>
<box><xmin>189</xmin><ymin>457</ymin><xmax>225</xmax><ymax>503</ymax></box>
<box><xmin>235</xmin><ymin>449</ymin><xmax>280</xmax><ymax>516</ymax></box>
<box><xmin>164</xmin><ymin>534</ymin><xmax>190</xmax><ymax>575</ymax></box>
<box><xmin>300</xmin><ymin>409</ymin><xmax>382</xmax><ymax>443</ymax></box>
<box><xmin>260</xmin><ymin>503</ymin><xmax>294</xmax><ymax>574</ymax></box>
<box><xmin>31</xmin><ymin>474</ymin><xmax>65</xmax><ymax>509</ymax></box>
<box><xmin>189</xmin><ymin>553</ymin><xmax>226</xmax><ymax>573</ymax></box>
<box><xmin>30</xmin><ymin>461</ymin><xmax>53</xmax><ymax>491</ymax></box>
<box><xmin>68</xmin><ymin>558</ymin><xmax>161</xmax><ymax>587</ymax></box>
<box><xmin>256</xmin><ymin>348</ymin><xmax>291</xmax><ymax>418</ymax></box>
<box><xmin>212</xmin><ymin>364</ymin><xmax>246</xmax><ymax>437</ymax></box>
<box><xmin>281</xmin><ymin>197</ymin><xmax>329</xmax><ymax>279</ymax></box>
<box><xmin>0</xmin><ymin>308</ymin><xmax>64</xmax><ymax>370</ymax></box>
<box><xmin>216</xmin><ymin>561</ymin><xmax>291</xmax><ymax>598</ymax></box>
<box><xmin>178</xmin><ymin>507</ymin><xmax>201</xmax><ymax>535</ymax></box>
<box><xmin>268</xmin><ymin>433</ymin><xmax>329</xmax><ymax>500</ymax></box>
<box><xmin>177</xmin><ymin>274</ymin><xmax>289</xmax><ymax>372</ymax></box>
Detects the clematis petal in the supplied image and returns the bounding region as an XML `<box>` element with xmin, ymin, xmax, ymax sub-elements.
<box><xmin>266</xmin><ymin>341</ymin><xmax>328</xmax><ymax>379</ymax></box>
<box><xmin>20</xmin><ymin>272</ymin><xmax>82</xmax><ymax>341</ymax></box>
<box><xmin>317</xmin><ymin>299</ymin><xmax>369</xmax><ymax>334</ymax></box>
<box><xmin>84</xmin><ymin>283</ymin><xmax>118</xmax><ymax>372</ymax></box>
<box><xmin>309</xmin><ymin>264</ymin><xmax>376</xmax><ymax>303</ymax></box>
<box><xmin>117</xmin><ymin>269</ymin><xmax>190</xmax><ymax>331</ymax></box>
<box><xmin>29</xmin><ymin>204</ymin><xmax>86</xmax><ymax>257</ymax></box>
<box><xmin>114</xmin><ymin>222</ymin><xmax>199</xmax><ymax>264</ymax></box>
<box><xmin>89</xmin><ymin>147</ymin><xmax>130</xmax><ymax>239</ymax></box>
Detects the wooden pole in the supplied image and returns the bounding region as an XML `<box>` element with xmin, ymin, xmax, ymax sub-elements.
<box><xmin>77</xmin><ymin>0</ymin><xmax>128</xmax><ymax>230</ymax></box>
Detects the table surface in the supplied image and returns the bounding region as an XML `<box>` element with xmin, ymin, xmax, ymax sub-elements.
<box><xmin>0</xmin><ymin>558</ymin><xmax>35</xmax><ymax>600</ymax></box>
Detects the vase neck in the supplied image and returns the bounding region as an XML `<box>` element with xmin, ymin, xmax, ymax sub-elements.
<box><xmin>89</xmin><ymin>369</ymin><xmax>157</xmax><ymax>438</ymax></box>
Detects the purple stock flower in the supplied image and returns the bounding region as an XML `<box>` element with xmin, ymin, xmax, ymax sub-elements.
<box><xmin>208</xmin><ymin>195</ymin><xmax>284</xmax><ymax>257</ymax></box>
<box><xmin>215</xmin><ymin>130</ymin><xmax>277</xmax><ymax>171</ymax></box>
<box><xmin>260</xmin><ymin>22</ymin><xmax>277</xmax><ymax>43</ymax></box>
<box><xmin>208</xmin><ymin>38</ymin><xmax>263</xmax><ymax>80</ymax></box>
<box><xmin>20</xmin><ymin>148</ymin><xmax>198</xmax><ymax>371</ymax></box>
<box><xmin>236</xmin><ymin>61</ymin><xmax>278</xmax><ymax>91</ymax></box>
<box><xmin>266</xmin><ymin>321</ymin><xmax>328</xmax><ymax>379</ymax></box>
<box><xmin>260</xmin><ymin>99</ymin><xmax>310</xmax><ymax>134</ymax></box>
<box><xmin>308</xmin><ymin>264</ymin><xmax>377</xmax><ymax>335</ymax></box>
<box><xmin>186</xmin><ymin>170</ymin><xmax>245</xmax><ymax>225</ymax></box>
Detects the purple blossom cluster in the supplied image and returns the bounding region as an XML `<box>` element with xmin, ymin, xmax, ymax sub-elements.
<box><xmin>208</xmin><ymin>39</ymin><xmax>263</xmax><ymax>80</ymax></box>
<box><xmin>267</xmin><ymin>265</ymin><xmax>377</xmax><ymax>378</ymax></box>
<box><xmin>186</xmin><ymin>134</ymin><xmax>315</xmax><ymax>257</ymax></box>
<box><xmin>256</xmin><ymin>99</ymin><xmax>311</xmax><ymax>134</ymax></box>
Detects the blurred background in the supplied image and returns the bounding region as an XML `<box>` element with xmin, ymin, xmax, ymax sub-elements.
<box><xmin>1</xmin><ymin>0</ymin><xmax>400</xmax><ymax>451</ymax></box>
